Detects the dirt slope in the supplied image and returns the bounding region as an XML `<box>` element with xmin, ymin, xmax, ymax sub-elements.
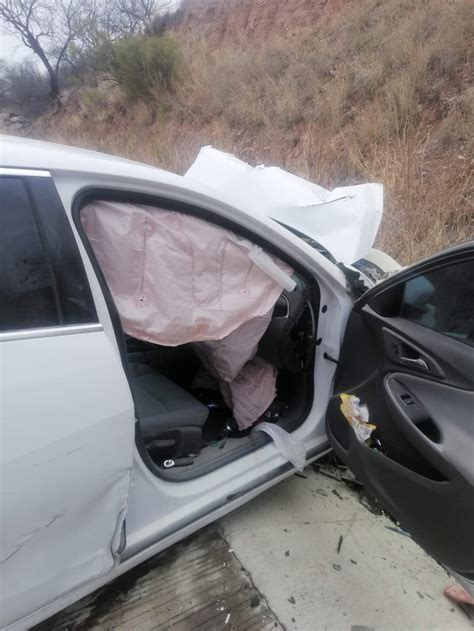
<box><xmin>175</xmin><ymin>0</ymin><xmax>349</xmax><ymax>44</ymax></box>
<box><xmin>10</xmin><ymin>0</ymin><xmax>473</xmax><ymax>264</ymax></box>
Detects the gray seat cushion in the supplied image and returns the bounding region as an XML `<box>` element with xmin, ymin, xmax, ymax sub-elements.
<box><xmin>129</xmin><ymin>362</ymin><xmax>156</xmax><ymax>378</ymax></box>
<box><xmin>131</xmin><ymin>368</ymin><xmax>208</xmax><ymax>439</ymax></box>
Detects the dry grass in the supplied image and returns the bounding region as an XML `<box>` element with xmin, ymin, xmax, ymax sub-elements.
<box><xmin>28</xmin><ymin>0</ymin><xmax>473</xmax><ymax>264</ymax></box>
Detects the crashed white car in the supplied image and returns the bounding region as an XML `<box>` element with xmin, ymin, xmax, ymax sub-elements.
<box><xmin>1</xmin><ymin>136</ymin><xmax>473</xmax><ymax>629</ymax></box>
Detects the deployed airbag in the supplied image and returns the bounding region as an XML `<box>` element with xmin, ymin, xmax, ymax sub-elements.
<box><xmin>194</xmin><ymin>311</ymin><xmax>273</xmax><ymax>382</ymax></box>
<box><xmin>81</xmin><ymin>201</ymin><xmax>294</xmax><ymax>429</ymax></box>
<box><xmin>220</xmin><ymin>357</ymin><xmax>278</xmax><ymax>430</ymax></box>
<box><xmin>82</xmin><ymin>201</ymin><xmax>294</xmax><ymax>346</ymax></box>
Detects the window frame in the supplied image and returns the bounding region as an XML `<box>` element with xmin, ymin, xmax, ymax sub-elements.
<box><xmin>0</xmin><ymin>170</ymin><xmax>101</xmax><ymax>341</ymax></box>
<box><xmin>399</xmin><ymin>259</ymin><xmax>474</xmax><ymax>347</ymax></box>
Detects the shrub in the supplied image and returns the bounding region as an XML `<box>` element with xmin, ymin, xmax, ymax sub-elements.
<box><xmin>0</xmin><ymin>62</ymin><xmax>50</xmax><ymax>103</ymax></box>
<box><xmin>0</xmin><ymin>62</ymin><xmax>51</xmax><ymax>117</ymax></box>
<box><xmin>106</xmin><ymin>34</ymin><xmax>181</xmax><ymax>100</ymax></box>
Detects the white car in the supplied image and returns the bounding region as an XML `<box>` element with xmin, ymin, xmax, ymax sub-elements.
<box><xmin>1</xmin><ymin>136</ymin><xmax>473</xmax><ymax>630</ymax></box>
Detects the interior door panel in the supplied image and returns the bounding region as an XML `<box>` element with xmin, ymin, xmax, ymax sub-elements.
<box><xmin>326</xmin><ymin>243</ymin><xmax>474</xmax><ymax>578</ymax></box>
<box><xmin>385</xmin><ymin>373</ymin><xmax>474</xmax><ymax>485</ymax></box>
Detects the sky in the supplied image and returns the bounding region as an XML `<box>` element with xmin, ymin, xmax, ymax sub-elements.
<box><xmin>0</xmin><ymin>26</ymin><xmax>35</xmax><ymax>64</ymax></box>
<box><xmin>0</xmin><ymin>0</ymin><xmax>183</xmax><ymax>65</ymax></box>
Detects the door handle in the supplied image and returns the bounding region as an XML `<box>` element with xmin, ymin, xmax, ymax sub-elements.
<box><xmin>399</xmin><ymin>356</ymin><xmax>429</xmax><ymax>371</ymax></box>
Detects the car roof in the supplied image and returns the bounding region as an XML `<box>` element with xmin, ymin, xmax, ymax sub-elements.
<box><xmin>0</xmin><ymin>135</ymin><xmax>353</xmax><ymax>285</ymax></box>
<box><xmin>0</xmin><ymin>135</ymin><xmax>197</xmax><ymax>191</ymax></box>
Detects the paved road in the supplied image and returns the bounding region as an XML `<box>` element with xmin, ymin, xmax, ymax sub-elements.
<box><xmin>220</xmin><ymin>468</ymin><xmax>473</xmax><ymax>631</ymax></box>
<box><xmin>39</xmin><ymin>467</ymin><xmax>472</xmax><ymax>631</ymax></box>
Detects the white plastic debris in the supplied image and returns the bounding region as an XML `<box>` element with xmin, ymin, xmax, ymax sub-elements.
<box><xmin>185</xmin><ymin>146</ymin><xmax>383</xmax><ymax>266</ymax></box>
<box><xmin>225</xmin><ymin>613</ymin><xmax>231</xmax><ymax>624</ymax></box>
<box><xmin>255</xmin><ymin>422</ymin><xmax>306</xmax><ymax>471</ymax></box>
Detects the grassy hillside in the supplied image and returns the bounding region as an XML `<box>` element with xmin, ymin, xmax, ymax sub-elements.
<box><xmin>26</xmin><ymin>0</ymin><xmax>473</xmax><ymax>263</ymax></box>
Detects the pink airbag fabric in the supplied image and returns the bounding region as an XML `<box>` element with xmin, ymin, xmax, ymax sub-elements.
<box><xmin>81</xmin><ymin>201</ymin><xmax>292</xmax><ymax>345</ymax></box>
<box><xmin>81</xmin><ymin>201</ymin><xmax>292</xmax><ymax>429</ymax></box>
<box><xmin>193</xmin><ymin>311</ymin><xmax>273</xmax><ymax>382</ymax></box>
<box><xmin>220</xmin><ymin>357</ymin><xmax>278</xmax><ymax>430</ymax></box>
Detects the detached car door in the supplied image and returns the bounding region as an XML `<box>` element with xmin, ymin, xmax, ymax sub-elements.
<box><xmin>0</xmin><ymin>174</ymin><xmax>135</xmax><ymax>629</ymax></box>
<box><xmin>326</xmin><ymin>241</ymin><xmax>474</xmax><ymax>583</ymax></box>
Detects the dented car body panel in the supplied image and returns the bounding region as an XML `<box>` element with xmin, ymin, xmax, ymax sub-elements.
<box><xmin>185</xmin><ymin>146</ymin><xmax>384</xmax><ymax>266</ymax></box>
<box><xmin>0</xmin><ymin>328</ymin><xmax>135</xmax><ymax>627</ymax></box>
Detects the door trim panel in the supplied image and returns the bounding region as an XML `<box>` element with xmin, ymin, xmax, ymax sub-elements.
<box><xmin>385</xmin><ymin>373</ymin><xmax>474</xmax><ymax>485</ymax></box>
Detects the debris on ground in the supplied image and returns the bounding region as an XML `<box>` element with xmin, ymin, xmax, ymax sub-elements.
<box><xmin>312</xmin><ymin>488</ymin><xmax>328</xmax><ymax>497</ymax></box>
<box><xmin>288</xmin><ymin>596</ymin><xmax>296</xmax><ymax>605</ymax></box>
<box><xmin>337</xmin><ymin>535</ymin><xmax>343</xmax><ymax>554</ymax></box>
<box><xmin>316</xmin><ymin>456</ymin><xmax>474</xmax><ymax>624</ymax></box>
<box><xmin>311</xmin><ymin>453</ymin><xmax>363</xmax><ymax>488</ymax></box>
<box><xmin>359</xmin><ymin>492</ymin><xmax>384</xmax><ymax>516</ymax></box>
<box><xmin>384</xmin><ymin>525</ymin><xmax>411</xmax><ymax>537</ymax></box>
<box><xmin>312</xmin><ymin>452</ymin><xmax>417</xmax><ymax>538</ymax></box>
<box><xmin>313</xmin><ymin>453</ymin><xmax>384</xmax><ymax>515</ymax></box>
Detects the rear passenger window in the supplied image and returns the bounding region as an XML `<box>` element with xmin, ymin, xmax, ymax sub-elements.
<box><xmin>0</xmin><ymin>177</ymin><xmax>98</xmax><ymax>333</ymax></box>
<box><xmin>0</xmin><ymin>178</ymin><xmax>59</xmax><ymax>332</ymax></box>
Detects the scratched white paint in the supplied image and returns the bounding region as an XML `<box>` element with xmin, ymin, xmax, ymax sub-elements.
<box><xmin>0</xmin><ymin>330</ymin><xmax>135</xmax><ymax>628</ymax></box>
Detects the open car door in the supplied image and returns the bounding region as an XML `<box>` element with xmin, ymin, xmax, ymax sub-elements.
<box><xmin>326</xmin><ymin>241</ymin><xmax>474</xmax><ymax>586</ymax></box>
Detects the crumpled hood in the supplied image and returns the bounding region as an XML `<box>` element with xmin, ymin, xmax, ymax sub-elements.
<box><xmin>185</xmin><ymin>146</ymin><xmax>383</xmax><ymax>265</ymax></box>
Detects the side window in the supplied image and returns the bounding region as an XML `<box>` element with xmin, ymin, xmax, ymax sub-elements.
<box><xmin>400</xmin><ymin>259</ymin><xmax>474</xmax><ymax>346</ymax></box>
<box><xmin>0</xmin><ymin>178</ymin><xmax>59</xmax><ymax>332</ymax></box>
<box><xmin>30</xmin><ymin>178</ymin><xmax>98</xmax><ymax>325</ymax></box>
<box><xmin>0</xmin><ymin>177</ymin><xmax>98</xmax><ymax>334</ymax></box>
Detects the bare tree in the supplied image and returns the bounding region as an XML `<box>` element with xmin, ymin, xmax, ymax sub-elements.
<box><xmin>86</xmin><ymin>0</ymin><xmax>172</xmax><ymax>46</ymax></box>
<box><xmin>0</xmin><ymin>0</ymin><xmax>175</xmax><ymax>97</ymax></box>
<box><xmin>0</xmin><ymin>59</ymin><xmax>8</xmax><ymax>100</ymax></box>
<box><xmin>103</xmin><ymin>0</ymin><xmax>156</xmax><ymax>38</ymax></box>
<box><xmin>0</xmin><ymin>0</ymin><xmax>91</xmax><ymax>97</ymax></box>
